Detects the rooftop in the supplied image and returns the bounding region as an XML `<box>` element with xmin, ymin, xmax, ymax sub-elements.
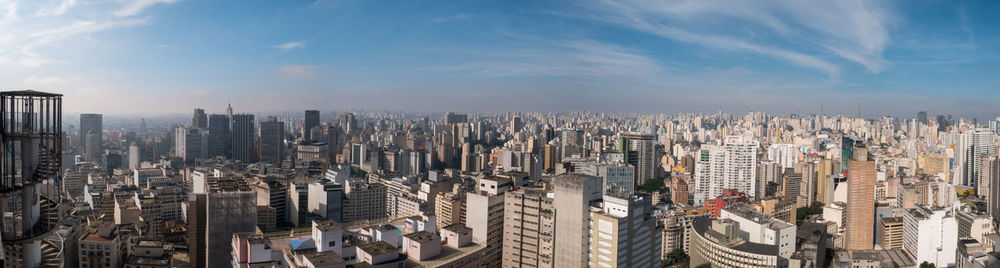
<box><xmin>692</xmin><ymin>217</ymin><xmax>778</xmax><ymax>256</ymax></box>
<box><xmin>357</xmin><ymin>241</ymin><xmax>397</xmax><ymax>255</ymax></box>
<box><xmin>403</xmin><ymin>231</ymin><xmax>438</xmax><ymax>244</ymax></box>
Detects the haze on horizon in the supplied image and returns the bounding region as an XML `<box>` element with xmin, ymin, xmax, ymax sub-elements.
<box><xmin>2</xmin><ymin>0</ymin><xmax>998</xmax><ymax>119</ymax></box>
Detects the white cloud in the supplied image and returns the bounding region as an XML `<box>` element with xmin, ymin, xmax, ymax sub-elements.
<box><xmin>431</xmin><ymin>14</ymin><xmax>471</xmax><ymax>23</ymax></box>
<box><xmin>580</xmin><ymin>0</ymin><xmax>894</xmax><ymax>76</ymax></box>
<box><xmin>35</xmin><ymin>0</ymin><xmax>76</xmax><ymax>17</ymax></box>
<box><xmin>278</xmin><ymin>64</ymin><xmax>318</xmax><ymax>79</ymax></box>
<box><xmin>273</xmin><ymin>40</ymin><xmax>306</xmax><ymax>51</ymax></box>
<box><xmin>114</xmin><ymin>0</ymin><xmax>178</xmax><ymax>17</ymax></box>
<box><xmin>0</xmin><ymin>0</ymin><xmax>172</xmax><ymax>68</ymax></box>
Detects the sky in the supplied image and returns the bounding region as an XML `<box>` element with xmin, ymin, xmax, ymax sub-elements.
<box><xmin>1</xmin><ymin>0</ymin><xmax>998</xmax><ymax>119</ymax></box>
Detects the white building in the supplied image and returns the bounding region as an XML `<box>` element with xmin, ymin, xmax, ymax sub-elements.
<box><xmin>903</xmin><ymin>206</ymin><xmax>958</xmax><ymax>267</ymax></box>
<box><xmin>718</xmin><ymin>203</ymin><xmax>796</xmax><ymax>264</ymax></box>
<box><xmin>694</xmin><ymin>136</ymin><xmax>759</xmax><ymax>199</ymax></box>
<box><xmin>588</xmin><ymin>195</ymin><xmax>662</xmax><ymax>268</ymax></box>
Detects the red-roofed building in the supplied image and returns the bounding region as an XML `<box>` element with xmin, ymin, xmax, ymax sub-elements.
<box><xmin>704</xmin><ymin>189</ymin><xmax>748</xmax><ymax>218</ymax></box>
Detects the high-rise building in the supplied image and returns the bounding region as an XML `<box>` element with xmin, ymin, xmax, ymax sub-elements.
<box><xmin>619</xmin><ymin>133</ymin><xmax>657</xmax><ymax>187</ymax></box>
<box><xmin>503</xmin><ymin>188</ymin><xmax>554</xmax><ymax>268</ymax></box>
<box><xmin>846</xmin><ymin>160</ymin><xmax>875</xmax><ymax>251</ymax></box>
<box><xmin>799</xmin><ymin>162</ymin><xmax>817</xmax><ymax>207</ymax></box>
<box><xmin>579</xmin><ymin>161</ymin><xmax>635</xmax><ymax>197</ymax></box>
<box><xmin>917</xmin><ymin>111</ymin><xmax>928</xmax><ymax>124</ymax></box>
<box><xmin>175</xmin><ymin>126</ymin><xmax>205</xmax><ymax>164</ymax></box>
<box><xmin>259</xmin><ymin>116</ymin><xmax>284</xmax><ymax>165</ymax></box>
<box><xmin>80</xmin><ymin>113</ymin><xmax>103</xmax><ymax>153</ymax></box>
<box><xmin>230</xmin><ymin>114</ymin><xmax>255</xmax><ymax>163</ymax></box>
<box><xmin>303</xmin><ymin>110</ymin><xmax>320</xmax><ymax>141</ymax></box>
<box><xmin>128</xmin><ymin>143</ymin><xmax>141</xmax><ymax>170</ymax></box>
<box><xmin>445</xmin><ymin>112</ymin><xmax>467</xmax><ymax>124</ymax></box>
<box><xmin>588</xmin><ymin>195</ymin><xmax>662</xmax><ymax>268</ymax></box>
<box><xmin>509</xmin><ymin>116</ymin><xmax>523</xmax><ymax>135</ymax></box>
<box><xmin>966</xmin><ymin>128</ymin><xmax>995</xmax><ymax>188</ymax></box>
<box><xmin>553</xmin><ymin>173</ymin><xmax>603</xmax><ymax>268</ymax></box>
<box><xmin>694</xmin><ymin>136</ymin><xmax>759</xmax><ymax>199</ymax></box>
<box><xmin>903</xmin><ymin>206</ymin><xmax>958</xmax><ymax>267</ymax></box>
<box><xmin>466</xmin><ymin>177</ymin><xmax>510</xmax><ymax>267</ymax></box>
<box><xmin>187</xmin><ymin>194</ymin><xmax>207</xmax><ymax>268</ymax></box>
<box><xmin>207</xmin><ymin>114</ymin><xmax>230</xmax><ymax>158</ymax></box>
<box><xmin>193</xmin><ymin>108</ymin><xmax>207</xmax><ymax>128</ymax></box>
<box><xmin>204</xmin><ymin>177</ymin><xmax>258</xmax><ymax>267</ymax></box>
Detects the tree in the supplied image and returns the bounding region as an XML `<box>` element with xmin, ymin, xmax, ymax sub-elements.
<box><xmin>639</xmin><ymin>178</ymin><xmax>665</xmax><ymax>193</ymax></box>
<box><xmin>796</xmin><ymin>201</ymin><xmax>825</xmax><ymax>223</ymax></box>
<box><xmin>920</xmin><ymin>261</ymin><xmax>936</xmax><ymax>268</ymax></box>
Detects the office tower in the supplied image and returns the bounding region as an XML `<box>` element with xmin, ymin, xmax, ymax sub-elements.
<box><xmin>175</xmin><ymin>126</ymin><xmax>204</xmax><ymax>164</ymax></box>
<box><xmin>917</xmin><ymin>111</ymin><xmax>928</xmax><ymax>124</ymax></box>
<box><xmin>303</xmin><ymin>110</ymin><xmax>320</xmax><ymax>141</ymax></box>
<box><xmin>85</xmin><ymin>132</ymin><xmax>101</xmax><ymax>161</ymax></box>
<box><xmin>619</xmin><ymin>133</ymin><xmax>657</xmax><ymax>187</ymax></box>
<box><xmin>79</xmin><ymin>113</ymin><xmax>103</xmax><ymax>152</ymax></box>
<box><xmin>128</xmin><ymin>143</ymin><xmax>141</xmax><ymax>170</ymax></box>
<box><xmin>259</xmin><ymin>116</ymin><xmax>284</xmax><ymax>165</ymax></box>
<box><xmin>903</xmin><ymin>206</ymin><xmax>958</xmax><ymax>267</ymax></box>
<box><xmin>204</xmin><ymin>177</ymin><xmax>258</xmax><ymax>267</ymax></box>
<box><xmin>846</xmin><ymin>160</ymin><xmax>875</xmax><ymax>250</ymax></box>
<box><xmin>509</xmin><ymin>115</ymin><xmax>523</xmax><ymax>135</ymax></box>
<box><xmin>553</xmin><ymin>173</ymin><xmax>603</xmax><ymax>268</ymax></box>
<box><xmin>308</xmin><ymin>182</ymin><xmax>344</xmax><ymax>222</ymax></box>
<box><xmin>466</xmin><ymin>177</ymin><xmax>510</xmax><ymax>267</ymax></box>
<box><xmin>231</xmin><ymin>113</ymin><xmax>255</xmax><ymax>163</ymax></box>
<box><xmin>579</xmin><ymin>161</ymin><xmax>635</xmax><ymax>197</ymax></box>
<box><xmin>445</xmin><ymin>112</ymin><xmax>467</xmax><ymax>124</ymax></box>
<box><xmin>192</xmin><ymin>108</ymin><xmax>207</xmax><ymax>128</ymax></box>
<box><xmin>503</xmin><ymin>188</ymin><xmax>554</xmax><ymax>268</ymax></box>
<box><xmin>589</xmin><ymin>195</ymin><xmax>662</xmax><ymax>268</ymax></box>
<box><xmin>461</xmin><ymin>142</ymin><xmax>472</xmax><ymax>172</ymax></box>
<box><xmin>1</xmin><ymin>91</ymin><xmax>63</xmax><ymax>268</ymax></box>
<box><xmin>207</xmin><ymin>114</ymin><xmax>230</xmax><ymax>158</ymax></box>
<box><xmin>841</xmin><ymin>136</ymin><xmax>859</xmax><ymax>171</ymax></box>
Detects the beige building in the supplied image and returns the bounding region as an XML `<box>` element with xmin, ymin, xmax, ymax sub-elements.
<box><xmin>553</xmin><ymin>173</ymin><xmax>603</xmax><ymax>268</ymax></box>
<box><xmin>465</xmin><ymin>177</ymin><xmax>509</xmax><ymax>267</ymax></box>
<box><xmin>434</xmin><ymin>191</ymin><xmax>465</xmax><ymax>229</ymax></box>
<box><xmin>877</xmin><ymin>216</ymin><xmax>903</xmax><ymax>250</ymax></box>
<box><xmin>846</xmin><ymin>160</ymin><xmax>876</xmax><ymax>251</ymax></box>
<box><xmin>502</xmin><ymin>188</ymin><xmax>554</xmax><ymax>268</ymax></box>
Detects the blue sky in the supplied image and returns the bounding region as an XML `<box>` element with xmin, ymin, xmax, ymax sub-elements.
<box><xmin>2</xmin><ymin>0</ymin><xmax>998</xmax><ymax>119</ymax></box>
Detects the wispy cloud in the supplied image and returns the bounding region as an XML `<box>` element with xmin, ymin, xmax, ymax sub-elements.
<box><xmin>0</xmin><ymin>0</ymin><xmax>175</xmax><ymax>68</ymax></box>
<box><xmin>577</xmin><ymin>0</ymin><xmax>895</xmax><ymax>78</ymax></box>
<box><xmin>114</xmin><ymin>0</ymin><xmax>178</xmax><ymax>17</ymax></box>
<box><xmin>431</xmin><ymin>14</ymin><xmax>471</xmax><ymax>23</ymax></box>
<box><xmin>273</xmin><ymin>40</ymin><xmax>307</xmax><ymax>51</ymax></box>
<box><xmin>278</xmin><ymin>64</ymin><xmax>318</xmax><ymax>79</ymax></box>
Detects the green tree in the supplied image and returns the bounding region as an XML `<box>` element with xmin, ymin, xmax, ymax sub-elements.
<box><xmin>639</xmin><ymin>178</ymin><xmax>665</xmax><ymax>193</ymax></box>
<box><xmin>920</xmin><ymin>261</ymin><xmax>936</xmax><ymax>268</ymax></box>
<box><xmin>796</xmin><ymin>201</ymin><xmax>825</xmax><ymax>223</ymax></box>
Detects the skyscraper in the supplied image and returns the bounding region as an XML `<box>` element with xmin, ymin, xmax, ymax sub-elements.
<box><xmin>204</xmin><ymin>178</ymin><xmax>257</xmax><ymax>267</ymax></box>
<box><xmin>259</xmin><ymin>116</ymin><xmax>284</xmax><ymax>165</ymax></box>
<box><xmin>917</xmin><ymin>111</ymin><xmax>928</xmax><ymax>124</ymax></box>
<box><xmin>588</xmin><ymin>195</ymin><xmax>662</xmax><ymax>268</ymax></box>
<box><xmin>79</xmin><ymin>113</ymin><xmax>103</xmax><ymax>154</ymax></box>
<box><xmin>230</xmin><ymin>114</ymin><xmax>255</xmax><ymax>163</ymax></box>
<box><xmin>694</xmin><ymin>136</ymin><xmax>759</xmax><ymax>199</ymax></box>
<box><xmin>303</xmin><ymin>110</ymin><xmax>319</xmax><ymax>141</ymax></box>
<box><xmin>846</xmin><ymin>160</ymin><xmax>876</xmax><ymax>251</ymax></box>
<box><xmin>619</xmin><ymin>133</ymin><xmax>656</xmax><ymax>187</ymax></box>
<box><xmin>192</xmin><ymin>108</ymin><xmax>207</xmax><ymax>128</ymax></box>
<box><xmin>553</xmin><ymin>173</ymin><xmax>603</xmax><ymax>268</ymax></box>
<box><xmin>207</xmin><ymin>114</ymin><xmax>230</xmax><ymax>158</ymax></box>
<box><xmin>175</xmin><ymin>126</ymin><xmax>205</xmax><ymax>164</ymax></box>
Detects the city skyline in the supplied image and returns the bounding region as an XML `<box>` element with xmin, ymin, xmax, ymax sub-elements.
<box><xmin>2</xmin><ymin>0</ymin><xmax>998</xmax><ymax>118</ymax></box>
